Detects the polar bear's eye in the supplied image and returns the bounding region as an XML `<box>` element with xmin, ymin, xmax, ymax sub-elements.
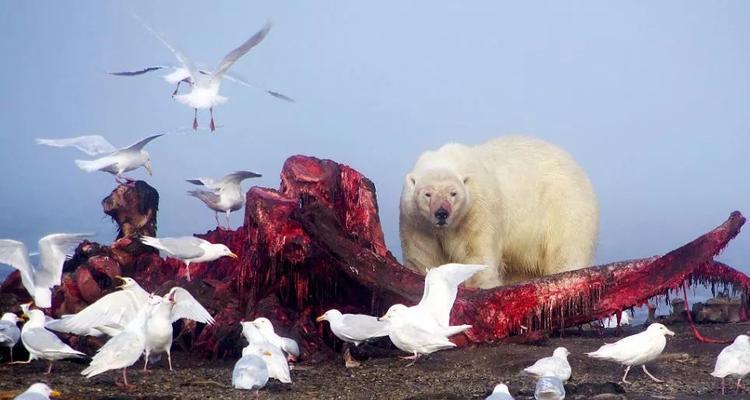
<box><xmin>424</xmin><ymin>193</ymin><xmax>431</xmax><ymax>198</ymax></box>
<box><xmin>450</xmin><ymin>192</ymin><xmax>457</xmax><ymax>197</ymax></box>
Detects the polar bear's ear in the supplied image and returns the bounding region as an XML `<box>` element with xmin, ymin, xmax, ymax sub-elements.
<box><xmin>462</xmin><ymin>175</ymin><xmax>470</xmax><ymax>185</ymax></box>
<box><xmin>406</xmin><ymin>173</ymin><xmax>417</xmax><ymax>188</ymax></box>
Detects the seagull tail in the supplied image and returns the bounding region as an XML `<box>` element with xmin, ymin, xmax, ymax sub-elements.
<box><xmin>33</xmin><ymin>288</ymin><xmax>52</xmax><ymax>308</ymax></box>
<box><xmin>75</xmin><ymin>158</ymin><xmax>114</xmax><ymax>172</ymax></box>
<box><xmin>140</xmin><ymin>235</ymin><xmax>165</xmax><ymax>251</ymax></box>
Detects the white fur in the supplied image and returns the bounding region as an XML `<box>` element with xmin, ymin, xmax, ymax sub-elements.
<box><xmin>399</xmin><ymin>136</ymin><xmax>599</xmax><ymax>288</ymax></box>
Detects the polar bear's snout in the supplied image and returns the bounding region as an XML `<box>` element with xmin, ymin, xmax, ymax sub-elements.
<box><xmin>435</xmin><ymin>207</ymin><xmax>450</xmax><ymax>225</ymax></box>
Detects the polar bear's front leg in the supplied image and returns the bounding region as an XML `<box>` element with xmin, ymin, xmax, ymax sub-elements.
<box><xmin>461</xmin><ymin>233</ymin><xmax>505</xmax><ymax>289</ymax></box>
<box><xmin>401</xmin><ymin>228</ymin><xmax>445</xmax><ymax>274</ymax></box>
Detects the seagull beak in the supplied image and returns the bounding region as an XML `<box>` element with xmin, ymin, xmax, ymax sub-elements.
<box><xmin>665</xmin><ymin>329</ymin><xmax>675</xmax><ymax>336</ymax></box>
<box><xmin>263</xmin><ymin>351</ymin><xmax>272</xmax><ymax>356</ymax></box>
<box><xmin>144</xmin><ymin>160</ymin><xmax>154</xmax><ymax>176</ymax></box>
<box><xmin>315</xmin><ymin>315</ymin><xmax>325</xmax><ymax>322</ymax></box>
<box><xmin>228</xmin><ymin>252</ymin><xmax>238</xmax><ymax>259</ymax></box>
<box><xmin>378</xmin><ymin>315</ymin><xmax>388</xmax><ymax>321</ymax></box>
<box><xmin>50</xmin><ymin>390</ymin><xmax>61</xmax><ymax>398</ymax></box>
<box><xmin>20</xmin><ymin>314</ymin><xmax>29</xmax><ymax>322</ymax></box>
<box><xmin>114</xmin><ymin>275</ymin><xmax>126</xmax><ymax>288</ymax></box>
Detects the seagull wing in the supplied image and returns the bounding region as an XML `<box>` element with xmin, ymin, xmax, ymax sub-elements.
<box><xmin>140</xmin><ymin>236</ymin><xmax>206</xmax><ymax>259</ymax></box>
<box><xmin>167</xmin><ymin>287</ymin><xmax>214</xmax><ymax>324</ymax></box>
<box><xmin>107</xmin><ymin>65</ymin><xmax>169</xmax><ymax>77</ymax></box>
<box><xmin>132</xmin><ymin>13</ymin><xmax>201</xmax><ymax>84</ymax></box>
<box><xmin>36</xmin><ymin>233</ymin><xmax>92</xmax><ymax>289</ymax></box>
<box><xmin>211</xmin><ymin>21</ymin><xmax>272</xmax><ymax>83</ymax></box>
<box><xmin>339</xmin><ymin>314</ymin><xmax>390</xmax><ymax>342</ymax></box>
<box><xmin>186</xmin><ymin>177</ymin><xmax>219</xmax><ymax>189</ymax></box>
<box><xmin>223</xmin><ymin>73</ymin><xmax>295</xmax><ymax>102</ymax></box>
<box><xmin>36</xmin><ymin>135</ymin><xmax>117</xmax><ymax>156</ymax></box>
<box><xmin>417</xmin><ymin>263</ymin><xmax>487</xmax><ymax>327</ymax></box>
<box><xmin>22</xmin><ymin>327</ymin><xmax>85</xmax><ymax>357</ymax></box>
<box><xmin>219</xmin><ymin>171</ymin><xmax>262</xmax><ymax>186</ymax></box>
<box><xmin>53</xmin><ymin>290</ymin><xmax>142</xmax><ymax>335</ymax></box>
<box><xmin>0</xmin><ymin>240</ymin><xmax>35</xmax><ymax>300</ymax></box>
<box><xmin>121</xmin><ymin>133</ymin><xmax>164</xmax><ymax>151</ymax></box>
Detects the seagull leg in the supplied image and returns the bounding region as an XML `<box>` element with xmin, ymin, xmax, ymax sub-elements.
<box><xmin>621</xmin><ymin>365</ymin><xmax>632</xmax><ymax>384</ymax></box>
<box><xmin>45</xmin><ymin>361</ymin><xmax>53</xmax><ymax>374</ymax></box>
<box><xmin>172</xmin><ymin>80</ymin><xmax>184</xmax><ymax>96</ymax></box>
<box><xmin>721</xmin><ymin>377</ymin><xmax>725</xmax><ymax>395</ymax></box>
<box><xmin>10</xmin><ymin>358</ymin><xmax>32</xmax><ymax>365</ymax></box>
<box><xmin>343</xmin><ymin>343</ymin><xmax>360</xmax><ymax>368</ymax></box>
<box><xmin>8</xmin><ymin>348</ymin><xmax>12</xmax><ymax>363</ymax></box>
<box><xmin>209</xmin><ymin>107</ymin><xmax>216</xmax><ymax>132</ymax></box>
<box><xmin>185</xmin><ymin>263</ymin><xmax>191</xmax><ymax>282</ymax></box>
<box><xmin>142</xmin><ymin>350</ymin><xmax>150</xmax><ymax>372</ymax></box>
<box><xmin>193</xmin><ymin>109</ymin><xmax>199</xmax><ymax>131</ymax></box>
<box><xmin>402</xmin><ymin>353</ymin><xmax>420</xmax><ymax>367</ymax></box>
<box><xmin>215</xmin><ymin>212</ymin><xmax>221</xmax><ymax>228</ymax></box>
<box><xmin>225</xmin><ymin>211</ymin><xmax>232</xmax><ymax>230</ymax></box>
<box><xmin>167</xmin><ymin>349</ymin><xmax>173</xmax><ymax>371</ymax></box>
<box><xmin>642</xmin><ymin>365</ymin><xmax>664</xmax><ymax>383</ymax></box>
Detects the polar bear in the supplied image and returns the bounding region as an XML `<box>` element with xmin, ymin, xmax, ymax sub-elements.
<box><xmin>399</xmin><ymin>136</ymin><xmax>598</xmax><ymax>289</ymax></box>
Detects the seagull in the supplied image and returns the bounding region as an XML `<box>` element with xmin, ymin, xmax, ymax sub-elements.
<box><xmin>13</xmin><ymin>383</ymin><xmax>61</xmax><ymax>400</ymax></box>
<box><xmin>36</xmin><ymin>134</ymin><xmax>164</xmax><ymax>185</ymax></box>
<box><xmin>316</xmin><ymin>309</ymin><xmax>389</xmax><ymax>367</ymax></box>
<box><xmin>109</xmin><ymin>64</ymin><xmax>294</xmax><ymax>101</ymax></box>
<box><xmin>140</xmin><ymin>236</ymin><xmax>237</xmax><ymax>281</ymax></box>
<box><xmin>0</xmin><ymin>233</ymin><xmax>92</xmax><ymax>308</ymax></box>
<box><xmin>249</xmin><ymin>317</ymin><xmax>299</xmax><ymax>362</ymax></box>
<box><xmin>0</xmin><ymin>312</ymin><xmax>21</xmax><ymax>362</ymax></box>
<box><xmin>81</xmin><ymin>292</ymin><xmax>151</xmax><ymax>388</ymax></box>
<box><xmin>587</xmin><ymin>322</ymin><xmax>675</xmax><ymax>384</ymax></box>
<box><xmin>485</xmin><ymin>383</ymin><xmax>514</xmax><ymax>400</ymax></box>
<box><xmin>49</xmin><ymin>277</ymin><xmax>213</xmax><ymax>341</ymax></box>
<box><xmin>241</xmin><ymin>321</ymin><xmax>291</xmax><ymax>383</ymax></box>
<box><xmin>135</xmin><ymin>15</ymin><xmax>289</xmax><ymax>131</ymax></box>
<box><xmin>523</xmin><ymin>347</ymin><xmax>572</xmax><ymax>382</ymax></box>
<box><xmin>14</xmin><ymin>309</ymin><xmax>85</xmax><ymax>374</ymax></box>
<box><xmin>534</xmin><ymin>376</ymin><xmax>566</xmax><ymax>400</ymax></box>
<box><xmin>378</xmin><ymin>263</ymin><xmax>487</xmax><ymax>366</ymax></box>
<box><xmin>186</xmin><ymin>171</ymin><xmax>262</xmax><ymax>228</ymax></box>
<box><xmin>143</xmin><ymin>288</ymin><xmax>214</xmax><ymax>371</ymax></box>
<box><xmin>232</xmin><ymin>352</ymin><xmax>269</xmax><ymax>393</ymax></box>
<box><xmin>711</xmin><ymin>334</ymin><xmax>750</xmax><ymax>394</ymax></box>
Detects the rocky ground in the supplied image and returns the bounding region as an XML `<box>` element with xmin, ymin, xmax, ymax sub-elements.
<box><xmin>0</xmin><ymin>321</ymin><xmax>747</xmax><ymax>400</ymax></box>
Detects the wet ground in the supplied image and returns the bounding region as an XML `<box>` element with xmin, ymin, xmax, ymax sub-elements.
<box><xmin>1</xmin><ymin>321</ymin><xmax>748</xmax><ymax>399</ymax></box>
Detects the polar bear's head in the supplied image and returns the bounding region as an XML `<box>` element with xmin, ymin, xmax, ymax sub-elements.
<box><xmin>405</xmin><ymin>168</ymin><xmax>469</xmax><ymax>228</ymax></box>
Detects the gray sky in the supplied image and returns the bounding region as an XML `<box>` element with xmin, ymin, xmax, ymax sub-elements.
<box><xmin>1</xmin><ymin>1</ymin><xmax>748</xmax><ymax>280</ymax></box>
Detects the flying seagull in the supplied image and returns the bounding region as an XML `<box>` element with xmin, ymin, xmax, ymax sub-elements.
<box><xmin>186</xmin><ymin>170</ymin><xmax>262</xmax><ymax>228</ymax></box>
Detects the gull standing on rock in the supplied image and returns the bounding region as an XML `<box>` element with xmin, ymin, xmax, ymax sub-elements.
<box><xmin>13</xmin><ymin>383</ymin><xmax>61</xmax><ymax>400</ymax></box>
<box><xmin>187</xmin><ymin>171</ymin><xmax>262</xmax><ymax>228</ymax></box>
<box><xmin>523</xmin><ymin>347</ymin><xmax>572</xmax><ymax>382</ymax></box>
<box><xmin>316</xmin><ymin>309</ymin><xmax>389</xmax><ymax>368</ymax></box>
<box><xmin>587</xmin><ymin>322</ymin><xmax>675</xmax><ymax>384</ymax></box>
<box><xmin>0</xmin><ymin>233</ymin><xmax>92</xmax><ymax>308</ymax></box>
<box><xmin>0</xmin><ymin>312</ymin><xmax>21</xmax><ymax>362</ymax></box>
<box><xmin>36</xmin><ymin>134</ymin><xmax>164</xmax><ymax>184</ymax></box>
<box><xmin>250</xmin><ymin>318</ymin><xmax>300</xmax><ymax>361</ymax></box>
<box><xmin>140</xmin><ymin>236</ymin><xmax>237</xmax><ymax>281</ymax></box>
<box><xmin>485</xmin><ymin>383</ymin><xmax>514</xmax><ymax>400</ymax></box>
<box><xmin>135</xmin><ymin>15</ymin><xmax>289</xmax><ymax>131</ymax></box>
<box><xmin>711</xmin><ymin>334</ymin><xmax>750</xmax><ymax>394</ymax></box>
<box><xmin>15</xmin><ymin>309</ymin><xmax>85</xmax><ymax>374</ymax></box>
<box><xmin>379</xmin><ymin>263</ymin><xmax>487</xmax><ymax>366</ymax></box>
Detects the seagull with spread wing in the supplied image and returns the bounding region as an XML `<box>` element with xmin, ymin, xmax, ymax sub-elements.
<box><xmin>378</xmin><ymin>263</ymin><xmax>487</xmax><ymax>366</ymax></box>
<box><xmin>143</xmin><ymin>288</ymin><xmax>214</xmax><ymax>371</ymax></box>
<box><xmin>0</xmin><ymin>233</ymin><xmax>92</xmax><ymax>308</ymax></box>
<box><xmin>36</xmin><ymin>134</ymin><xmax>163</xmax><ymax>185</ymax></box>
<box><xmin>187</xmin><ymin>170</ymin><xmax>262</xmax><ymax>228</ymax></box>
<box><xmin>109</xmin><ymin>64</ymin><xmax>294</xmax><ymax>102</ymax></box>
<box><xmin>134</xmin><ymin>15</ymin><xmax>288</xmax><ymax>131</ymax></box>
